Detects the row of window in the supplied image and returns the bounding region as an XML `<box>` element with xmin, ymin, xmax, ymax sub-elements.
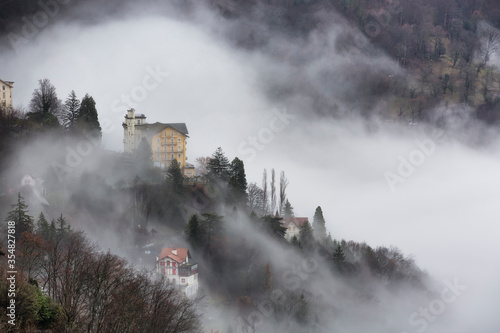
<box><xmin>157</xmin><ymin>146</ymin><xmax>182</xmax><ymax>152</ymax></box>
<box><xmin>160</xmin><ymin>261</ymin><xmax>176</xmax><ymax>267</ymax></box>
<box><xmin>157</xmin><ymin>153</ymin><xmax>182</xmax><ymax>160</ymax></box>
<box><xmin>157</xmin><ymin>138</ymin><xmax>182</xmax><ymax>144</ymax></box>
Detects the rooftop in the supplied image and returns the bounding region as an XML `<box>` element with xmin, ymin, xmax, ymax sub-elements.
<box><xmin>158</xmin><ymin>248</ymin><xmax>190</xmax><ymax>263</ymax></box>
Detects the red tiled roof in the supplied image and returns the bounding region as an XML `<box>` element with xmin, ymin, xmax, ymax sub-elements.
<box><xmin>281</xmin><ymin>217</ymin><xmax>309</xmax><ymax>228</ymax></box>
<box><xmin>158</xmin><ymin>248</ymin><xmax>190</xmax><ymax>263</ymax></box>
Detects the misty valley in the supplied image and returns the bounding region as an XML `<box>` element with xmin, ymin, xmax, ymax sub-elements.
<box><xmin>1</xmin><ymin>0</ymin><xmax>500</xmax><ymax>333</ymax></box>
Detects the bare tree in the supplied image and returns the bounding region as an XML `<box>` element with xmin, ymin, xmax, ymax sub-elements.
<box><xmin>478</xmin><ymin>23</ymin><xmax>500</xmax><ymax>72</ymax></box>
<box><xmin>195</xmin><ymin>156</ymin><xmax>211</xmax><ymax>176</ymax></box>
<box><xmin>262</xmin><ymin>169</ymin><xmax>268</xmax><ymax>215</ymax></box>
<box><xmin>279</xmin><ymin>171</ymin><xmax>288</xmax><ymax>216</ymax></box>
<box><xmin>247</xmin><ymin>182</ymin><xmax>264</xmax><ymax>215</ymax></box>
<box><xmin>270</xmin><ymin>169</ymin><xmax>276</xmax><ymax>215</ymax></box>
<box><xmin>29</xmin><ymin>78</ymin><xmax>62</xmax><ymax>116</ymax></box>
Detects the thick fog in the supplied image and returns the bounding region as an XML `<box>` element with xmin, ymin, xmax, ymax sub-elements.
<box><xmin>1</xmin><ymin>1</ymin><xmax>500</xmax><ymax>332</ymax></box>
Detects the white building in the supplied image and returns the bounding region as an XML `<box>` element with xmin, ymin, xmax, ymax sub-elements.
<box><xmin>156</xmin><ymin>248</ymin><xmax>199</xmax><ymax>298</ymax></box>
<box><xmin>281</xmin><ymin>217</ymin><xmax>309</xmax><ymax>241</ymax></box>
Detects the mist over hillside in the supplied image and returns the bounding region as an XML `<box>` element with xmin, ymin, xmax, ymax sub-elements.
<box><xmin>1</xmin><ymin>1</ymin><xmax>500</xmax><ymax>332</ymax></box>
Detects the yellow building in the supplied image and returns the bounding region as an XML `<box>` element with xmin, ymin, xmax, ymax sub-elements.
<box><xmin>122</xmin><ymin>109</ymin><xmax>195</xmax><ymax>177</ymax></box>
<box><xmin>0</xmin><ymin>79</ymin><xmax>14</xmax><ymax>110</ymax></box>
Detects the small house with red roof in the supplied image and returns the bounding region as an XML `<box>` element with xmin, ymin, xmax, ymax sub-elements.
<box><xmin>281</xmin><ymin>217</ymin><xmax>309</xmax><ymax>241</ymax></box>
<box><xmin>156</xmin><ymin>248</ymin><xmax>198</xmax><ymax>298</ymax></box>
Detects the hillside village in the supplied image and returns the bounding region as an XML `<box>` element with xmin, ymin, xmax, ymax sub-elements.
<box><xmin>0</xmin><ymin>77</ymin><xmax>428</xmax><ymax>332</ymax></box>
<box><xmin>4</xmin><ymin>0</ymin><xmax>500</xmax><ymax>333</ymax></box>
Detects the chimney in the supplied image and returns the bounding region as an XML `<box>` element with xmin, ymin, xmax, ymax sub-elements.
<box><xmin>172</xmin><ymin>248</ymin><xmax>177</xmax><ymax>255</ymax></box>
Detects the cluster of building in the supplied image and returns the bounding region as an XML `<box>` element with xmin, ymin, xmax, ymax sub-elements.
<box><xmin>153</xmin><ymin>217</ymin><xmax>308</xmax><ymax>298</ymax></box>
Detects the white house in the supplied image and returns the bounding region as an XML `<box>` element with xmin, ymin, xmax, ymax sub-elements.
<box><xmin>21</xmin><ymin>174</ymin><xmax>48</xmax><ymax>206</ymax></box>
<box><xmin>156</xmin><ymin>248</ymin><xmax>199</xmax><ymax>298</ymax></box>
<box><xmin>281</xmin><ymin>217</ymin><xmax>309</xmax><ymax>241</ymax></box>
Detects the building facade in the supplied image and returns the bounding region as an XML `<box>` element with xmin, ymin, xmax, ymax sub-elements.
<box><xmin>156</xmin><ymin>248</ymin><xmax>199</xmax><ymax>298</ymax></box>
<box><xmin>122</xmin><ymin>109</ymin><xmax>195</xmax><ymax>177</ymax></box>
<box><xmin>281</xmin><ymin>217</ymin><xmax>309</xmax><ymax>241</ymax></box>
<box><xmin>0</xmin><ymin>79</ymin><xmax>14</xmax><ymax>110</ymax></box>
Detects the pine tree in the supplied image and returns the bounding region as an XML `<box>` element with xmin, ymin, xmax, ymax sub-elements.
<box><xmin>299</xmin><ymin>220</ymin><xmax>314</xmax><ymax>249</ymax></box>
<box><xmin>134</xmin><ymin>137</ymin><xmax>153</xmax><ymax>177</ymax></box>
<box><xmin>283</xmin><ymin>199</ymin><xmax>294</xmax><ymax>218</ymax></box>
<box><xmin>185</xmin><ymin>214</ymin><xmax>201</xmax><ymax>249</ymax></box>
<box><xmin>36</xmin><ymin>212</ymin><xmax>50</xmax><ymax>239</ymax></box>
<box><xmin>56</xmin><ymin>214</ymin><xmax>70</xmax><ymax>234</ymax></box>
<box><xmin>63</xmin><ymin>90</ymin><xmax>80</xmax><ymax>132</ymax></box>
<box><xmin>291</xmin><ymin>235</ymin><xmax>301</xmax><ymax>248</ymax></box>
<box><xmin>201</xmin><ymin>213</ymin><xmax>224</xmax><ymax>252</ymax></box>
<box><xmin>333</xmin><ymin>245</ymin><xmax>347</xmax><ymax>273</ymax></box>
<box><xmin>49</xmin><ymin>219</ymin><xmax>57</xmax><ymax>240</ymax></box>
<box><xmin>165</xmin><ymin>159</ymin><xmax>185</xmax><ymax>198</ymax></box>
<box><xmin>262</xmin><ymin>215</ymin><xmax>287</xmax><ymax>239</ymax></box>
<box><xmin>5</xmin><ymin>193</ymin><xmax>34</xmax><ymax>240</ymax></box>
<box><xmin>76</xmin><ymin>93</ymin><xmax>101</xmax><ymax>141</ymax></box>
<box><xmin>228</xmin><ymin>157</ymin><xmax>248</xmax><ymax>204</ymax></box>
<box><xmin>313</xmin><ymin>206</ymin><xmax>327</xmax><ymax>241</ymax></box>
<box><xmin>207</xmin><ymin>147</ymin><xmax>230</xmax><ymax>181</ymax></box>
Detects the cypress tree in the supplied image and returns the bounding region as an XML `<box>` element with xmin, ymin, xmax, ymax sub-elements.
<box><xmin>313</xmin><ymin>206</ymin><xmax>327</xmax><ymax>240</ymax></box>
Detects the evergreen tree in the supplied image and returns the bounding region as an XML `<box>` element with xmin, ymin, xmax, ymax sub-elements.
<box><xmin>5</xmin><ymin>192</ymin><xmax>34</xmax><ymax>240</ymax></box>
<box><xmin>185</xmin><ymin>214</ymin><xmax>201</xmax><ymax>249</ymax></box>
<box><xmin>333</xmin><ymin>245</ymin><xmax>347</xmax><ymax>273</ymax></box>
<box><xmin>165</xmin><ymin>159</ymin><xmax>185</xmax><ymax>198</ymax></box>
<box><xmin>49</xmin><ymin>219</ymin><xmax>57</xmax><ymax>240</ymax></box>
<box><xmin>228</xmin><ymin>157</ymin><xmax>248</xmax><ymax>204</ymax></box>
<box><xmin>76</xmin><ymin>94</ymin><xmax>101</xmax><ymax>141</ymax></box>
<box><xmin>207</xmin><ymin>147</ymin><xmax>230</xmax><ymax>181</ymax></box>
<box><xmin>201</xmin><ymin>213</ymin><xmax>224</xmax><ymax>252</ymax></box>
<box><xmin>324</xmin><ymin>232</ymin><xmax>335</xmax><ymax>252</ymax></box>
<box><xmin>312</xmin><ymin>206</ymin><xmax>327</xmax><ymax>241</ymax></box>
<box><xmin>262</xmin><ymin>215</ymin><xmax>287</xmax><ymax>239</ymax></box>
<box><xmin>56</xmin><ymin>214</ymin><xmax>70</xmax><ymax>234</ymax></box>
<box><xmin>36</xmin><ymin>212</ymin><xmax>49</xmax><ymax>239</ymax></box>
<box><xmin>63</xmin><ymin>90</ymin><xmax>80</xmax><ymax>132</ymax></box>
<box><xmin>291</xmin><ymin>235</ymin><xmax>301</xmax><ymax>248</ymax></box>
<box><xmin>294</xmin><ymin>293</ymin><xmax>309</xmax><ymax>324</ymax></box>
<box><xmin>134</xmin><ymin>137</ymin><xmax>153</xmax><ymax>174</ymax></box>
<box><xmin>283</xmin><ymin>199</ymin><xmax>294</xmax><ymax>218</ymax></box>
<box><xmin>299</xmin><ymin>220</ymin><xmax>314</xmax><ymax>249</ymax></box>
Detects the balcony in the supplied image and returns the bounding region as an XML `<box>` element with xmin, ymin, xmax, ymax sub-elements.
<box><xmin>178</xmin><ymin>263</ymin><xmax>198</xmax><ymax>277</ymax></box>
